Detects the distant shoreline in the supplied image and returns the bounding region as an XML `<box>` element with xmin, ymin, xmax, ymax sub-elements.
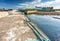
<box><xmin>27</xmin><ymin>11</ymin><xmax>60</xmax><ymax>15</ymax></box>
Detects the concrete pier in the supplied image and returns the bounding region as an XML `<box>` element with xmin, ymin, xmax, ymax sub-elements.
<box><xmin>0</xmin><ymin>11</ymin><xmax>37</xmax><ymax>41</ymax></box>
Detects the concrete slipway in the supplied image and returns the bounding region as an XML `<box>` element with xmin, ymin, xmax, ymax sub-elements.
<box><xmin>0</xmin><ymin>11</ymin><xmax>50</xmax><ymax>41</ymax></box>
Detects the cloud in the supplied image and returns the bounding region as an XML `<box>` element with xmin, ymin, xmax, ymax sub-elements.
<box><xmin>17</xmin><ymin>0</ymin><xmax>60</xmax><ymax>9</ymax></box>
<box><xmin>0</xmin><ymin>0</ymin><xmax>35</xmax><ymax>8</ymax></box>
<box><xmin>52</xmin><ymin>0</ymin><xmax>60</xmax><ymax>9</ymax></box>
<box><xmin>0</xmin><ymin>0</ymin><xmax>60</xmax><ymax>9</ymax></box>
<box><xmin>2</xmin><ymin>0</ymin><xmax>34</xmax><ymax>4</ymax></box>
<box><xmin>17</xmin><ymin>0</ymin><xmax>41</xmax><ymax>8</ymax></box>
<box><xmin>35</xmin><ymin>0</ymin><xmax>60</xmax><ymax>9</ymax></box>
<box><xmin>42</xmin><ymin>0</ymin><xmax>60</xmax><ymax>9</ymax></box>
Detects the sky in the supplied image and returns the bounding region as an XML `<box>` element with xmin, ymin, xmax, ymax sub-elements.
<box><xmin>0</xmin><ymin>0</ymin><xmax>60</xmax><ymax>9</ymax></box>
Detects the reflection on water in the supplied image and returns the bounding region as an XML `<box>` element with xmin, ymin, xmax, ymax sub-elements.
<box><xmin>53</xmin><ymin>17</ymin><xmax>60</xmax><ymax>19</ymax></box>
<box><xmin>28</xmin><ymin>15</ymin><xmax>60</xmax><ymax>41</ymax></box>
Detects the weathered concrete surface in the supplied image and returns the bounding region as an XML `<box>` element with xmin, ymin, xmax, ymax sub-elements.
<box><xmin>0</xmin><ymin>12</ymin><xmax>37</xmax><ymax>41</ymax></box>
<box><xmin>0</xmin><ymin>12</ymin><xmax>8</xmax><ymax>18</ymax></box>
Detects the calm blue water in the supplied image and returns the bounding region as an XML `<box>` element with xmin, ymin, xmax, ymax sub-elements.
<box><xmin>28</xmin><ymin>15</ymin><xmax>60</xmax><ymax>41</ymax></box>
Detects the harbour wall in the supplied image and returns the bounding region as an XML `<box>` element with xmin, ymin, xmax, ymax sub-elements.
<box><xmin>27</xmin><ymin>11</ymin><xmax>60</xmax><ymax>15</ymax></box>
